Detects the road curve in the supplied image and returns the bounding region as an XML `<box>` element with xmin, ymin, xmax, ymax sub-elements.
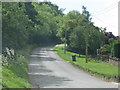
<box><xmin>28</xmin><ymin>46</ymin><xmax>118</xmax><ymax>88</ymax></box>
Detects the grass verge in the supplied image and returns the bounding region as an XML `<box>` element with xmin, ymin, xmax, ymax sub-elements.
<box><xmin>54</xmin><ymin>45</ymin><xmax>119</xmax><ymax>82</ymax></box>
<box><xmin>2</xmin><ymin>45</ymin><xmax>37</xmax><ymax>88</ymax></box>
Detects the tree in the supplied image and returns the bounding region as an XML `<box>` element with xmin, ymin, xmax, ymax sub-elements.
<box><xmin>57</xmin><ymin>8</ymin><xmax>104</xmax><ymax>58</ymax></box>
<box><xmin>30</xmin><ymin>2</ymin><xmax>62</xmax><ymax>44</ymax></box>
<box><xmin>82</xmin><ymin>6</ymin><xmax>92</xmax><ymax>21</ymax></box>
<box><xmin>2</xmin><ymin>2</ymin><xmax>30</xmax><ymax>51</ymax></box>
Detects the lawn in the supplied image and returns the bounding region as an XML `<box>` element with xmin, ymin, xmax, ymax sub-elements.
<box><xmin>54</xmin><ymin>44</ymin><xmax>119</xmax><ymax>82</ymax></box>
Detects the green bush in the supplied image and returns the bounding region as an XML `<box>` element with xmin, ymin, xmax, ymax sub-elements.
<box><xmin>113</xmin><ymin>43</ymin><xmax>120</xmax><ymax>58</ymax></box>
<box><xmin>100</xmin><ymin>44</ymin><xmax>111</xmax><ymax>55</ymax></box>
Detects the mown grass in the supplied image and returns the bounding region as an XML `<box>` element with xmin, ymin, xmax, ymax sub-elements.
<box><xmin>2</xmin><ymin>45</ymin><xmax>37</xmax><ymax>88</ymax></box>
<box><xmin>54</xmin><ymin>45</ymin><xmax>119</xmax><ymax>82</ymax></box>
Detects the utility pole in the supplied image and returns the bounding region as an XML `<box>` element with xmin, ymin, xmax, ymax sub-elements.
<box><xmin>85</xmin><ymin>35</ymin><xmax>88</xmax><ymax>63</ymax></box>
<box><xmin>64</xmin><ymin>29</ymin><xmax>67</xmax><ymax>54</ymax></box>
<box><xmin>85</xmin><ymin>25</ymin><xmax>89</xmax><ymax>63</ymax></box>
<box><xmin>85</xmin><ymin>47</ymin><xmax>88</xmax><ymax>63</ymax></box>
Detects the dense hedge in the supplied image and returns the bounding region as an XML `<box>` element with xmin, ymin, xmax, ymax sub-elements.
<box><xmin>113</xmin><ymin>43</ymin><xmax>120</xmax><ymax>58</ymax></box>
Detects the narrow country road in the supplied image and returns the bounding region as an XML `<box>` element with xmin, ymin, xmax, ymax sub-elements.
<box><xmin>28</xmin><ymin>46</ymin><xmax>118</xmax><ymax>88</ymax></box>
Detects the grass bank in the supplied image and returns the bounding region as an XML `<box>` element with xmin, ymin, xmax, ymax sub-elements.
<box><xmin>54</xmin><ymin>44</ymin><xmax>119</xmax><ymax>82</ymax></box>
<box><xmin>2</xmin><ymin>45</ymin><xmax>37</xmax><ymax>88</ymax></box>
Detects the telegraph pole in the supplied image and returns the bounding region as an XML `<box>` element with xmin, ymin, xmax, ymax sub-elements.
<box><xmin>64</xmin><ymin>30</ymin><xmax>67</xmax><ymax>54</ymax></box>
<box><xmin>85</xmin><ymin>25</ymin><xmax>89</xmax><ymax>63</ymax></box>
<box><xmin>85</xmin><ymin>35</ymin><xmax>88</xmax><ymax>63</ymax></box>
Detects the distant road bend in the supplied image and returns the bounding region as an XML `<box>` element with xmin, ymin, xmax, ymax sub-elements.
<box><xmin>28</xmin><ymin>46</ymin><xmax>118</xmax><ymax>88</ymax></box>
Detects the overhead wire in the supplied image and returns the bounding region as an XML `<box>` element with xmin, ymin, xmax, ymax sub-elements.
<box><xmin>93</xmin><ymin>5</ymin><xmax>118</xmax><ymax>16</ymax></box>
<box><xmin>90</xmin><ymin>1</ymin><xmax>118</xmax><ymax>29</ymax></box>
<box><xmin>92</xmin><ymin>16</ymin><xmax>117</xmax><ymax>29</ymax></box>
<box><xmin>92</xmin><ymin>1</ymin><xmax>118</xmax><ymax>16</ymax></box>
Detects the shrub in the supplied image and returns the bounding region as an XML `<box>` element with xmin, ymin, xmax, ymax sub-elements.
<box><xmin>113</xmin><ymin>43</ymin><xmax>120</xmax><ymax>58</ymax></box>
<box><xmin>100</xmin><ymin>44</ymin><xmax>111</xmax><ymax>55</ymax></box>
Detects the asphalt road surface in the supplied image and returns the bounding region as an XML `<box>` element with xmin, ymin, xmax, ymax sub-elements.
<box><xmin>28</xmin><ymin>46</ymin><xmax>118</xmax><ymax>88</ymax></box>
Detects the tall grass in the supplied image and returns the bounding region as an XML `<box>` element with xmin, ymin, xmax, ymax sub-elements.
<box><xmin>2</xmin><ymin>45</ymin><xmax>36</xmax><ymax>88</ymax></box>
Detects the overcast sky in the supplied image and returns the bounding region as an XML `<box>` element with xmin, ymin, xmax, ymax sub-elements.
<box><xmin>39</xmin><ymin>0</ymin><xmax>119</xmax><ymax>36</ymax></box>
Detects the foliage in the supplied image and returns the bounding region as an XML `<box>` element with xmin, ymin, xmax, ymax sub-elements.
<box><xmin>100</xmin><ymin>44</ymin><xmax>111</xmax><ymax>55</ymax></box>
<box><xmin>112</xmin><ymin>42</ymin><xmax>120</xmax><ymax>58</ymax></box>
<box><xmin>2</xmin><ymin>2</ymin><xmax>62</xmax><ymax>50</ymax></box>
<box><xmin>57</xmin><ymin>10</ymin><xmax>104</xmax><ymax>55</ymax></box>
<box><xmin>2</xmin><ymin>2</ymin><xmax>30</xmax><ymax>51</ymax></box>
<box><xmin>2</xmin><ymin>2</ymin><xmax>104</xmax><ymax>55</ymax></box>
<box><xmin>26</xmin><ymin>2</ymin><xmax>62</xmax><ymax>44</ymax></box>
<box><xmin>82</xmin><ymin>6</ymin><xmax>92</xmax><ymax>21</ymax></box>
<box><xmin>100</xmin><ymin>38</ymin><xmax>120</xmax><ymax>58</ymax></box>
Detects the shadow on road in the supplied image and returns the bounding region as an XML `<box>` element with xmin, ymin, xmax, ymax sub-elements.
<box><xmin>29</xmin><ymin>59</ymin><xmax>72</xmax><ymax>88</ymax></box>
<box><xmin>29</xmin><ymin>64</ymin><xmax>52</xmax><ymax>74</ymax></box>
<box><xmin>30</xmin><ymin>57</ymin><xmax>57</xmax><ymax>61</ymax></box>
<box><xmin>29</xmin><ymin>74</ymin><xmax>71</xmax><ymax>88</ymax></box>
<box><xmin>29</xmin><ymin>50</ymin><xmax>72</xmax><ymax>88</ymax></box>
